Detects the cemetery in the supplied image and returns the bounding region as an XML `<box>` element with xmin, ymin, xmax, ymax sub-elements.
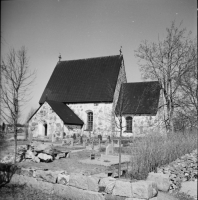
<box><xmin>0</xmin><ymin>134</ymin><xmax>133</xmax><ymax>177</ymax></box>
<box><xmin>0</xmin><ymin>129</ymin><xmax>197</xmax><ymax>200</ymax></box>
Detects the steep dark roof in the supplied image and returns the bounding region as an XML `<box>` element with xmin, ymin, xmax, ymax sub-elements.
<box><xmin>47</xmin><ymin>100</ymin><xmax>84</xmax><ymax>125</ymax></box>
<box><xmin>116</xmin><ymin>81</ymin><xmax>161</xmax><ymax>115</ymax></box>
<box><xmin>39</xmin><ymin>55</ymin><xmax>123</xmax><ymax>104</ymax></box>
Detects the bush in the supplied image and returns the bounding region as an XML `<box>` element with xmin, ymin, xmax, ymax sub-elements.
<box><xmin>129</xmin><ymin>130</ymin><xmax>197</xmax><ymax>180</ymax></box>
<box><xmin>99</xmin><ymin>146</ymin><xmax>106</xmax><ymax>152</ymax></box>
<box><xmin>72</xmin><ymin>133</ymin><xmax>76</xmax><ymax>140</ymax></box>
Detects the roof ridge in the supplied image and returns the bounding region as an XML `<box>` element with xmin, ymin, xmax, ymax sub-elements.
<box><xmin>124</xmin><ymin>81</ymin><xmax>159</xmax><ymax>84</ymax></box>
<box><xmin>58</xmin><ymin>54</ymin><xmax>121</xmax><ymax>63</ymax></box>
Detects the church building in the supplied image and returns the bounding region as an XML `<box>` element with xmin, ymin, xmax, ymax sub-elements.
<box><xmin>28</xmin><ymin>54</ymin><xmax>162</xmax><ymax>141</ymax></box>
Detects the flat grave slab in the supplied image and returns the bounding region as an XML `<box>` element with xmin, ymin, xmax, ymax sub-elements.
<box><xmin>79</xmin><ymin>154</ymin><xmax>130</xmax><ymax>166</ymax></box>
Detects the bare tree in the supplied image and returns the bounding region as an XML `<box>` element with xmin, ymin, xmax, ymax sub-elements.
<box><xmin>1</xmin><ymin>46</ymin><xmax>36</xmax><ymax>163</ymax></box>
<box><xmin>135</xmin><ymin>21</ymin><xmax>196</xmax><ymax>135</ymax></box>
<box><xmin>23</xmin><ymin>107</ymin><xmax>37</xmax><ymax>140</ymax></box>
<box><xmin>176</xmin><ymin>40</ymin><xmax>197</xmax><ymax>130</ymax></box>
<box><xmin>26</xmin><ymin>107</ymin><xmax>37</xmax><ymax>123</ymax></box>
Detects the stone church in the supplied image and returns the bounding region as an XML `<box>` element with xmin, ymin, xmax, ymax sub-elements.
<box><xmin>28</xmin><ymin>54</ymin><xmax>162</xmax><ymax>141</ymax></box>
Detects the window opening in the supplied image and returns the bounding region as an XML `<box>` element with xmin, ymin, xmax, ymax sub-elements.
<box><xmin>126</xmin><ymin>116</ymin><xmax>132</xmax><ymax>132</ymax></box>
<box><xmin>44</xmin><ymin>123</ymin><xmax>47</xmax><ymax>136</ymax></box>
<box><xmin>87</xmin><ymin>112</ymin><xmax>93</xmax><ymax>130</ymax></box>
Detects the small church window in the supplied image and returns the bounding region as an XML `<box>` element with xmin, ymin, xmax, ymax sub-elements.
<box><xmin>126</xmin><ymin>116</ymin><xmax>132</xmax><ymax>132</ymax></box>
<box><xmin>87</xmin><ymin>112</ymin><xmax>93</xmax><ymax>130</ymax></box>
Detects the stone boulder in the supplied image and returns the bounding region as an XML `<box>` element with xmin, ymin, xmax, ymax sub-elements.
<box><xmin>99</xmin><ymin>177</ymin><xmax>116</xmax><ymax>194</ymax></box>
<box><xmin>37</xmin><ymin>153</ymin><xmax>53</xmax><ymax>162</ymax></box>
<box><xmin>0</xmin><ymin>154</ymin><xmax>15</xmax><ymax>164</ymax></box>
<box><xmin>69</xmin><ymin>173</ymin><xmax>88</xmax><ymax>190</ymax></box>
<box><xmin>147</xmin><ymin>172</ymin><xmax>170</xmax><ymax>192</ymax></box>
<box><xmin>25</xmin><ymin>150</ymin><xmax>36</xmax><ymax>159</ymax></box>
<box><xmin>104</xmin><ymin>194</ymin><xmax>126</xmax><ymax>200</ymax></box>
<box><xmin>19</xmin><ymin>168</ymin><xmax>34</xmax><ymax>177</ymax></box>
<box><xmin>68</xmin><ymin>173</ymin><xmax>99</xmax><ymax>191</ymax></box>
<box><xmin>112</xmin><ymin>180</ymin><xmax>157</xmax><ymax>199</ymax></box>
<box><xmin>126</xmin><ymin>198</ymin><xmax>157</xmax><ymax>200</ymax></box>
<box><xmin>87</xmin><ymin>176</ymin><xmax>100</xmax><ymax>192</ymax></box>
<box><xmin>33</xmin><ymin>143</ymin><xmax>54</xmax><ymax>155</ymax></box>
<box><xmin>180</xmin><ymin>180</ymin><xmax>197</xmax><ymax>200</ymax></box>
<box><xmin>10</xmin><ymin>174</ymin><xmax>54</xmax><ymax>194</ymax></box>
<box><xmin>34</xmin><ymin>169</ymin><xmax>59</xmax><ymax>183</ymax></box>
<box><xmin>53</xmin><ymin>184</ymin><xmax>105</xmax><ymax>200</ymax></box>
<box><xmin>131</xmin><ymin>181</ymin><xmax>158</xmax><ymax>199</ymax></box>
<box><xmin>57</xmin><ymin>174</ymin><xmax>70</xmax><ymax>185</ymax></box>
<box><xmin>55</xmin><ymin>153</ymin><xmax>66</xmax><ymax>160</ymax></box>
<box><xmin>33</xmin><ymin>156</ymin><xmax>40</xmax><ymax>163</ymax></box>
<box><xmin>112</xmin><ymin>180</ymin><xmax>132</xmax><ymax>197</ymax></box>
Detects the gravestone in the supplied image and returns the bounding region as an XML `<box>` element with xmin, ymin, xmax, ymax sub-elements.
<box><xmin>80</xmin><ymin>136</ymin><xmax>83</xmax><ymax>144</ymax></box>
<box><xmin>90</xmin><ymin>153</ymin><xmax>95</xmax><ymax>160</ymax></box>
<box><xmin>83</xmin><ymin>141</ymin><xmax>86</xmax><ymax>147</ymax></box>
<box><xmin>113</xmin><ymin>139</ymin><xmax>119</xmax><ymax>147</ymax></box>
<box><xmin>70</xmin><ymin>138</ymin><xmax>74</xmax><ymax>147</ymax></box>
<box><xmin>105</xmin><ymin>143</ymin><xmax>114</xmax><ymax>155</ymax></box>
<box><xmin>107</xmin><ymin>136</ymin><xmax>111</xmax><ymax>143</ymax></box>
<box><xmin>52</xmin><ymin>134</ymin><xmax>56</xmax><ymax>142</ymax></box>
<box><xmin>29</xmin><ymin>132</ymin><xmax>33</xmax><ymax>143</ymax></box>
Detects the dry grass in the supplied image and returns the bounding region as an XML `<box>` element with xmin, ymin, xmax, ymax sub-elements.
<box><xmin>0</xmin><ymin>184</ymin><xmax>68</xmax><ymax>200</ymax></box>
<box><xmin>128</xmin><ymin>130</ymin><xmax>197</xmax><ymax>180</ymax></box>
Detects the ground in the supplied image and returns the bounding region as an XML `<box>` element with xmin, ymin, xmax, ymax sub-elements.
<box><xmin>0</xmin><ymin>132</ymin><xmax>197</xmax><ymax>200</ymax></box>
<box><xmin>0</xmin><ymin>141</ymin><xmax>107</xmax><ymax>175</ymax></box>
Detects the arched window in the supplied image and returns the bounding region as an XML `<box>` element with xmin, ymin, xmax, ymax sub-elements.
<box><xmin>87</xmin><ymin>112</ymin><xmax>93</xmax><ymax>130</ymax></box>
<box><xmin>126</xmin><ymin>116</ymin><xmax>132</xmax><ymax>132</ymax></box>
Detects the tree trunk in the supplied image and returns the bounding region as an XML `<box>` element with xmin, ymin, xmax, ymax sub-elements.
<box><xmin>14</xmin><ymin>123</ymin><xmax>17</xmax><ymax>164</ymax></box>
<box><xmin>118</xmin><ymin>119</ymin><xmax>122</xmax><ymax>178</ymax></box>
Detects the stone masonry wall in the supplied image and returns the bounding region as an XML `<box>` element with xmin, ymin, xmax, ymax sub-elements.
<box><xmin>67</xmin><ymin>103</ymin><xmax>113</xmax><ymax>137</ymax></box>
<box><xmin>29</xmin><ymin>102</ymin><xmax>64</xmax><ymax>140</ymax></box>
<box><xmin>157</xmin><ymin>149</ymin><xmax>197</xmax><ymax>192</ymax></box>
<box><xmin>121</xmin><ymin>113</ymin><xmax>165</xmax><ymax>137</ymax></box>
<box><xmin>1</xmin><ymin>166</ymin><xmax>159</xmax><ymax>200</ymax></box>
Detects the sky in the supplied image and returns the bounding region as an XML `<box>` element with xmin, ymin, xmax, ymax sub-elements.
<box><xmin>1</xmin><ymin>0</ymin><xmax>197</xmax><ymax>123</ymax></box>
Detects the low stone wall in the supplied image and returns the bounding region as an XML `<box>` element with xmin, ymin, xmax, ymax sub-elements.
<box><xmin>1</xmin><ymin>166</ymin><xmax>159</xmax><ymax>200</ymax></box>
<box><xmin>157</xmin><ymin>149</ymin><xmax>197</xmax><ymax>192</ymax></box>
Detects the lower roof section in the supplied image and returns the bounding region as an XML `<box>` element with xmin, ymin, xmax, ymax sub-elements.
<box><xmin>47</xmin><ymin>100</ymin><xmax>84</xmax><ymax>126</ymax></box>
<box><xmin>116</xmin><ymin>81</ymin><xmax>161</xmax><ymax>115</ymax></box>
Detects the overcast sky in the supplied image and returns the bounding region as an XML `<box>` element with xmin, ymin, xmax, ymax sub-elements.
<box><xmin>1</xmin><ymin>0</ymin><xmax>197</xmax><ymax>123</ymax></box>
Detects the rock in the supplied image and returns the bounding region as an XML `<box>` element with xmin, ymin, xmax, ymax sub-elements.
<box><xmin>131</xmin><ymin>180</ymin><xmax>158</xmax><ymax>199</ymax></box>
<box><xmin>69</xmin><ymin>173</ymin><xmax>88</xmax><ymax>190</ymax></box>
<box><xmin>99</xmin><ymin>177</ymin><xmax>116</xmax><ymax>194</ymax></box>
<box><xmin>53</xmin><ymin>184</ymin><xmax>105</xmax><ymax>200</ymax></box>
<box><xmin>43</xmin><ymin>146</ymin><xmax>54</xmax><ymax>156</ymax></box>
<box><xmin>55</xmin><ymin>153</ymin><xmax>66</xmax><ymax>159</ymax></box>
<box><xmin>37</xmin><ymin>153</ymin><xmax>53</xmax><ymax>162</ymax></box>
<box><xmin>112</xmin><ymin>180</ymin><xmax>132</xmax><ymax>197</ymax></box>
<box><xmin>147</xmin><ymin>172</ymin><xmax>171</xmax><ymax>192</ymax></box>
<box><xmin>126</xmin><ymin>198</ymin><xmax>157</xmax><ymax>200</ymax></box>
<box><xmin>33</xmin><ymin>143</ymin><xmax>54</xmax><ymax>155</ymax></box>
<box><xmin>0</xmin><ymin>154</ymin><xmax>14</xmax><ymax>164</ymax></box>
<box><xmin>34</xmin><ymin>169</ymin><xmax>58</xmax><ymax>183</ymax></box>
<box><xmin>57</xmin><ymin>174</ymin><xmax>70</xmax><ymax>185</ymax></box>
<box><xmin>33</xmin><ymin>156</ymin><xmax>40</xmax><ymax>163</ymax></box>
<box><xmin>25</xmin><ymin>150</ymin><xmax>36</xmax><ymax>159</ymax></box>
<box><xmin>10</xmin><ymin>174</ymin><xmax>54</xmax><ymax>194</ymax></box>
<box><xmin>180</xmin><ymin>180</ymin><xmax>197</xmax><ymax>200</ymax></box>
<box><xmin>104</xmin><ymin>194</ymin><xmax>126</xmax><ymax>200</ymax></box>
<box><xmin>20</xmin><ymin>168</ymin><xmax>34</xmax><ymax>177</ymax></box>
<box><xmin>87</xmin><ymin>176</ymin><xmax>99</xmax><ymax>192</ymax></box>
